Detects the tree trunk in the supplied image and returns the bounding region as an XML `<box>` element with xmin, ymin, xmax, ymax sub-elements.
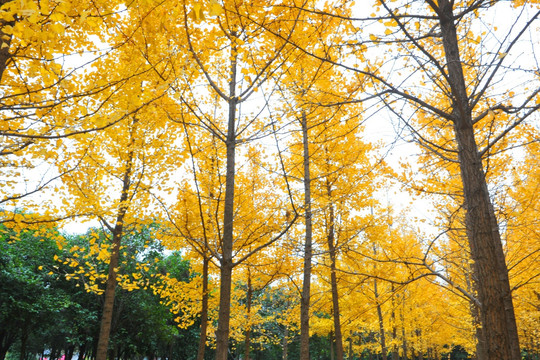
<box><xmin>300</xmin><ymin>110</ymin><xmax>313</xmax><ymax>360</ymax></box>
<box><xmin>374</xmin><ymin>278</ymin><xmax>388</xmax><ymax>360</ymax></box>
<box><xmin>244</xmin><ymin>270</ymin><xmax>253</xmax><ymax>360</ymax></box>
<box><xmin>214</xmin><ymin>37</ymin><xmax>238</xmax><ymax>360</ymax></box>
<box><xmin>95</xmin><ymin>218</ymin><xmax>124</xmax><ymax>360</ymax></box>
<box><xmin>196</xmin><ymin>255</ymin><xmax>210</xmax><ymax>360</ymax></box>
<box><xmin>401</xmin><ymin>310</ymin><xmax>407</xmax><ymax>360</ymax></box>
<box><xmin>436</xmin><ymin>1</ymin><xmax>520</xmax><ymax>359</ymax></box>
<box><xmin>391</xmin><ymin>286</ymin><xmax>399</xmax><ymax>360</ymax></box>
<box><xmin>95</xmin><ymin>131</ymin><xmax>135</xmax><ymax>360</ymax></box>
<box><xmin>464</xmin><ymin>266</ymin><xmax>486</xmax><ymax>359</ymax></box>
<box><xmin>372</xmin><ymin>244</ymin><xmax>388</xmax><ymax>360</ymax></box>
<box><xmin>282</xmin><ymin>326</ymin><xmax>289</xmax><ymax>360</ymax></box>
<box><xmin>326</xmin><ymin>189</ymin><xmax>344</xmax><ymax>360</ymax></box>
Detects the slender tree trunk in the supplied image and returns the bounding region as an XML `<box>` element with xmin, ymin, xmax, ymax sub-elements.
<box><xmin>214</xmin><ymin>36</ymin><xmax>238</xmax><ymax>360</ymax></box>
<box><xmin>401</xmin><ymin>308</ymin><xmax>407</xmax><ymax>360</ymax></box>
<box><xmin>436</xmin><ymin>2</ymin><xmax>520</xmax><ymax>359</ymax></box>
<box><xmin>244</xmin><ymin>270</ymin><xmax>253</xmax><ymax>360</ymax></box>
<box><xmin>196</xmin><ymin>255</ymin><xmax>210</xmax><ymax>360</ymax></box>
<box><xmin>374</xmin><ymin>278</ymin><xmax>388</xmax><ymax>360</ymax></box>
<box><xmin>282</xmin><ymin>326</ymin><xmax>289</xmax><ymax>360</ymax></box>
<box><xmin>325</xmin><ymin>187</ymin><xmax>344</xmax><ymax>360</ymax></box>
<box><xmin>391</xmin><ymin>287</ymin><xmax>399</xmax><ymax>360</ymax></box>
<box><xmin>214</xmin><ymin>141</ymin><xmax>235</xmax><ymax>360</ymax></box>
<box><xmin>95</xmin><ymin>212</ymin><xmax>125</xmax><ymax>360</ymax></box>
<box><xmin>300</xmin><ymin>110</ymin><xmax>313</xmax><ymax>360</ymax></box>
<box><xmin>372</xmin><ymin>244</ymin><xmax>387</xmax><ymax>360</ymax></box>
<box><xmin>95</xmin><ymin>128</ymin><xmax>135</xmax><ymax>360</ymax></box>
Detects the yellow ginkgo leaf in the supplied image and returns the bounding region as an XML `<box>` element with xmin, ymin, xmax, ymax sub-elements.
<box><xmin>208</xmin><ymin>0</ymin><xmax>224</xmax><ymax>16</ymax></box>
<box><xmin>191</xmin><ymin>2</ymin><xmax>205</xmax><ymax>21</ymax></box>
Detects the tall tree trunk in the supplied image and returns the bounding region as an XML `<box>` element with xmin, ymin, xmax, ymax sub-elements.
<box><xmin>391</xmin><ymin>285</ymin><xmax>399</xmax><ymax>360</ymax></box>
<box><xmin>196</xmin><ymin>255</ymin><xmax>210</xmax><ymax>360</ymax></box>
<box><xmin>95</xmin><ymin>127</ymin><xmax>135</xmax><ymax>360</ymax></box>
<box><xmin>372</xmin><ymin>244</ymin><xmax>388</xmax><ymax>360</ymax></box>
<box><xmin>374</xmin><ymin>278</ymin><xmax>388</xmax><ymax>360</ymax></box>
<box><xmin>325</xmin><ymin>187</ymin><xmax>344</xmax><ymax>360</ymax></box>
<box><xmin>244</xmin><ymin>269</ymin><xmax>253</xmax><ymax>360</ymax></box>
<box><xmin>401</xmin><ymin>304</ymin><xmax>407</xmax><ymax>360</ymax></box>
<box><xmin>436</xmin><ymin>1</ymin><xmax>520</xmax><ymax>359</ymax></box>
<box><xmin>95</xmin><ymin>207</ymin><xmax>125</xmax><ymax>360</ymax></box>
<box><xmin>300</xmin><ymin>110</ymin><xmax>313</xmax><ymax>360</ymax></box>
<box><xmin>214</xmin><ymin>36</ymin><xmax>238</xmax><ymax>360</ymax></box>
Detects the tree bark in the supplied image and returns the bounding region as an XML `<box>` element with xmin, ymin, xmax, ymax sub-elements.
<box><xmin>196</xmin><ymin>255</ymin><xmax>210</xmax><ymax>360</ymax></box>
<box><xmin>95</xmin><ymin>209</ymin><xmax>126</xmax><ymax>360</ymax></box>
<box><xmin>436</xmin><ymin>1</ymin><xmax>521</xmax><ymax>359</ymax></box>
<box><xmin>466</xmin><ymin>269</ymin><xmax>487</xmax><ymax>360</ymax></box>
<box><xmin>300</xmin><ymin>110</ymin><xmax>312</xmax><ymax>360</ymax></box>
<box><xmin>391</xmin><ymin>284</ymin><xmax>399</xmax><ymax>360</ymax></box>
<box><xmin>372</xmin><ymin>244</ymin><xmax>388</xmax><ymax>360</ymax></box>
<box><xmin>244</xmin><ymin>269</ymin><xmax>253</xmax><ymax>360</ymax></box>
<box><xmin>95</xmin><ymin>127</ymin><xmax>135</xmax><ymax>360</ymax></box>
<box><xmin>374</xmin><ymin>278</ymin><xmax>388</xmax><ymax>360</ymax></box>
<box><xmin>214</xmin><ymin>37</ymin><xmax>238</xmax><ymax>360</ymax></box>
<box><xmin>326</xmin><ymin>187</ymin><xmax>344</xmax><ymax>360</ymax></box>
<box><xmin>401</xmin><ymin>304</ymin><xmax>407</xmax><ymax>360</ymax></box>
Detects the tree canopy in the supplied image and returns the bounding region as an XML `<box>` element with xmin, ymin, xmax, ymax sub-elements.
<box><xmin>1</xmin><ymin>1</ymin><xmax>539</xmax><ymax>360</ymax></box>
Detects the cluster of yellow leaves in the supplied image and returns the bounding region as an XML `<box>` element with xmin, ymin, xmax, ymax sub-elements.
<box><xmin>57</xmin><ymin>238</ymin><xmax>166</xmax><ymax>296</ymax></box>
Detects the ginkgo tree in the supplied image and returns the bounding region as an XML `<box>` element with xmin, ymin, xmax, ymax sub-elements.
<box><xmin>278</xmin><ymin>76</ymin><xmax>380</xmax><ymax>360</ymax></box>
<box><xmin>268</xmin><ymin>3</ymin><xmax>368</xmax><ymax>357</ymax></box>
<box><xmin>301</xmin><ymin>1</ymin><xmax>540</xmax><ymax>359</ymax></box>
<box><xmin>163</xmin><ymin>1</ymin><xmax>312</xmax><ymax>359</ymax></box>
<box><xmin>52</xmin><ymin>89</ymin><xmax>184</xmax><ymax>360</ymax></box>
